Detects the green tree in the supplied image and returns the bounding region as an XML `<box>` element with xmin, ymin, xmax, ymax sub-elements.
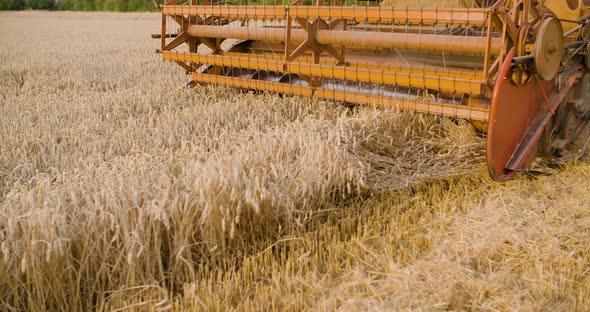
<box><xmin>94</xmin><ymin>0</ymin><xmax>103</xmax><ymax>10</ymax></box>
<box><xmin>102</xmin><ymin>0</ymin><xmax>121</xmax><ymax>11</ymax></box>
<box><xmin>142</xmin><ymin>0</ymin><xmax>155</xmax><ymax>11</ymax></box>
<box><xmin>0</xmin><ymin>0</ymin><xmax>27</xmax><ymax>9</ymax></box>
<box><xmin>0</xmin><ymin>0</ymin><xmax>160</xmax><ymax>11</ymax></box>
<box><xmin>126</xmin><ymin>0</ymin><xmax>139</xmax><ymax>11</ymax></box>
<box><xmin>59</xmin><ymin>0</ymin><xmax>84</xmax><ymax>10</ymax></box>
<box><xmin>29</xmin><ymin>0</ymin><xmax>57</xmax><ymax>9</ymax></box>
<box><xmin>57</xmin><ymin>0</ymin><xmax>72</xmax><ymax>9</ymax></box>
<box><xmin>118</xmin><ymin>0</ymin><xmax>128</xmax><ymax>11</ymax></box>
<box><xmin>83</xmin><ymin>0</ymin><xmax>95</xmax><ymax>10</ymax></box>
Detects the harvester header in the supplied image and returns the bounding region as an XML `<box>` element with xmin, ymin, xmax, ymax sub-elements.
<box><xmin>155</xmin><ymin>0</ymin><xmax>590</xmax><ymax>180</ymax></box>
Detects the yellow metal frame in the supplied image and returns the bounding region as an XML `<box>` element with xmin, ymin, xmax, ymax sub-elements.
<box><xmin>191</xmin><ymin>72</ymin><xmax>490</xmax><ymax>121</ymax></box>
<box><xmin>163</xmin><ymin>51</ymin><xmax>484</xmax><ymax>95</ymax></box>
<box><xmin>158</xmin><ymin>0</ymin><xmax>588</xmax><ymax>122</ymax></box>
<box><xmin>162</xmin><ymin>5</ymin><xmax>488</xmax><ymax>26</ymax></box>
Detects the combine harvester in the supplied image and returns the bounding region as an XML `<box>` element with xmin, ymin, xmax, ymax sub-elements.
<box><xmin>155</xmin><ymin>0</ymin><xmax>590</xmax><ymax>180</ymax></box>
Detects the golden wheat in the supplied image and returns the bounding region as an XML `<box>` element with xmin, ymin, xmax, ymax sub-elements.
<box><xmin>1</xmin><ymin>11</ymin><xmax>589</xmax><ymax>312</ymax></box>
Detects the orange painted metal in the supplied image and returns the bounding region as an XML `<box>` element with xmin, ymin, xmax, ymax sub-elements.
<box><xmin>163</xmin><ymin>5</ymin><xmax>286</xmax><ymax>20</ymax></box>
<box><xmin>487</xmin><ymin>48</ymin><xmax>517</xmax><ymax>180</ymax></box>
<box><xmin>288</xmin><ymin>6</ymin><xmax>487</xmax><ymax>26</ymax></box>
<box><xmin>191</xmin><ymin>72</ymin><xmax>314</xmax><ymax>96</ymax></box>
<box><xmin>186</xmin><ymin>25</ymin><xmax>501</xmax><ymax>55</ymax></box>
<box><xmin>187</xmin><ymin>25</ymin><xmax>300</xmax><ymax>42</ymax></box>
<box><xmin>504</xmin><ymin>79</ymin><xmax>572</xmax><ymax>171</ymax></box>
<box><xmin>162</xmin><ymin>5</ymin><xmax>488</xmax><ymax>27</ymax></box>
<box><xmin>162</xmin><ymin>51</ymin><xmax>483</xmax><ymax>94</ymax></box>
<box><xmin>222</xmin><ymin>52</ymin><xmax>484</xmax><ymax>80</ymax></box>
<box><xmin>316</xmin><ymin>89</ymin><xmax>489</xmax><ymax>121</ymax></box>
<box><xmin>486</xmin><ymin>48</ymin><xmax>554</xmax><ymax>180</ymax></box>
<box><xmin>316</xmin><ymin>29</ymin><xmax>500</xmax><ymax>56</ymax></box>
<box><xmin>190</xmin><ymin>72</ymin><xmax>489</xmax><ymax>121</ymax></box>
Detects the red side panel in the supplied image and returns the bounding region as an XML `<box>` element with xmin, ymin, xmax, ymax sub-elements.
<box><xmin>486</xmin><ymin>49</ymin><xmax>554</xmax><ymax>181</ymax></box>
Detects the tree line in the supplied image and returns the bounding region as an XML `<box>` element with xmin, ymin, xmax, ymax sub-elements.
<box><xmin>0</xmin><ymin>0</ymin><xmax>161</xmax><ymax>11</ymax></box>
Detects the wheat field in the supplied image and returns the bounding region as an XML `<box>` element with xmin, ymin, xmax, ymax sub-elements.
<box><xmin>1</xmin><ymin>11</ymin><xmax>590</xmax><ymax>311</ymax></box>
